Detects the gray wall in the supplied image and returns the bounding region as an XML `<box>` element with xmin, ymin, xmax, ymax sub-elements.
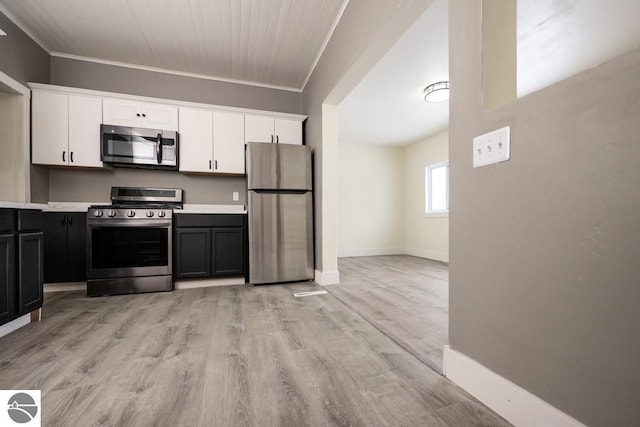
<box><xmin>449</xmin><ymin>1</ymin><xmax>640</xmax><ymax>425</ymax></box>
<box><xmin>49</xmin><ymin>168</ymin><xmax>246</xmax><ymax>205</ymax></box>
<box><xmin>0</xmin><ymin>11</ymin><xmax>49</xmax><ymax>85</ymax></box>
<box><xmin>51</xmin><ymin>57</ymin><xmax>302</xmax><ymax>114</ymax></box>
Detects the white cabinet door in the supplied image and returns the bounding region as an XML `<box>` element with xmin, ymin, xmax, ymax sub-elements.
<box><xmin>213</xmin><ymin>111</ymin><xmax>245</xmax><ymax>174</ymax></box>
<box><xmin>103</xmin><ymin>98</ymin><xmax>178</xmax><ymax>131</ymax></box>
<box><xmin>142</xmin><ymin>102</ymin><xmax>178</xmax><ymax>131</ymax></box>
<box><xmin>102</xmin><ymin>98</ymin><xmax>141</xmax><ymax>127</ymax></box>
<box><xmin>245</xmin><ymin>114</ymin><xmax>275</xmax><ymax>144</ymax></box>
<box><xmin>32</xmin><ymin>91</ymin><xmax>69</xmax><ymax>166</ymax></box>
<box><xmin>68</xmin><ymin>95</ymin><xmax>103</xmax><ymax>168</ymax></box>
<box><xmin>275</xmin><ymin>118</ymin><xmax>303</xmax><ymax>145</ymax></box>
<box><xmin>179</xmin><ymin>107</ymin><xmax>213</xmax><ymax>173</ymax></box>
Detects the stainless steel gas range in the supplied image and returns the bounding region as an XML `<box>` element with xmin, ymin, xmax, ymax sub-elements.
<box><xmin>86</xmin><ymin>187</ymin><xmax>183</xmax><ymax>297</ymax></box>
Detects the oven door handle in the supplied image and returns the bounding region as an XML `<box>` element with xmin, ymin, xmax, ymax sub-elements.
<box><xmin>87</xmin><ymin>219</ymin><xmax>172</xmax><ymax>228</ymax></box>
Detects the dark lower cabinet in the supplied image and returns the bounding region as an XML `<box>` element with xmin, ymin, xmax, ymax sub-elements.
<box><xmin>0</xmin><ymin>208</ymin><xmax>44</xmax><ymax>328</ymax></box>
<box><xmin>174</xmin><ymin>214</ymin><xmax>246</xmax><ymax>280</ymax></box>
<box><xmin>212</xmin><ymin>228</ymin><xmax>244</xmax><ymax>276</ymax></box>
<box><xmin>175</xmin><ymin>228</ymin><xmax>211</xmax><ymax>279</ymax></box>
<box><xmin>44</xmin><ymin>212</ymin><xmax>86</xmax><ymax>283</ymax></box>
<box><xmin>18</xmin><ymin>232</ymin><xmax>44</xmax><ymax>315</ymax></box>
<box><xmin>0</xmin><ymin>233</ymin><xmax>16</xmax><ymax>324</ymax></box>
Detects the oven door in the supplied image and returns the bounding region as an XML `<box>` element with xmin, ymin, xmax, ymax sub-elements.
<box><xmin>87</xmin><ymin>219</ymin><xmax>172</xmax><ymax>280</ymax></box>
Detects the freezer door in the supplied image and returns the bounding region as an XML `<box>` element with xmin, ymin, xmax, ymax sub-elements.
<box><xmin>248</xmin><ymin>191</ymin><xmax>314</xmax><ymax>284</ymax></box>
<box><xmin>246</xmin><ymin>143</ymin><xmax>312</xmax><ymax>191</ymax></box>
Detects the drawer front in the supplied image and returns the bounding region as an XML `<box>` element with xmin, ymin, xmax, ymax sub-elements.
<box><xmin>0</xmin><ymin>209</ymin><xmax>16</xmax><ymax>233</ymax></box>
<box><xmin>18</xmin><ymin>210</ymin><xmax>44</xmax><ymax>232</ymax></box>
<box><xmin>174</xmin><ymin>214</ymin><xmax>245</xmax><ymax>228</ymax></box>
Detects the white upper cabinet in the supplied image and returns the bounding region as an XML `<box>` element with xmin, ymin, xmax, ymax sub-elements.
<box><xmin>32</xmin><ymin>90</ymin><xmax>103</xmax><ymax>168</ymax></box>
<box><xmin>245</xmin><ymin>115</ymin><xmax>303</xmax><ymax>145</ymax></box>
<box><xmin>32</xmin><ymin>91</ymin><xmax>68</xmax><ymax>166</ymax></box>
<box><xmin>179</xmin><ymin>107</ymin><xmax>213</xmax><ymax>173</ymax></box>
<box><xmin>103</xmin><ymin>98</ymin><xmax>178</xmax><ymax>131</ymax></box>
<box><xmin>29</xmin><ymin>83</ymin><xmax>306</xmax><ymax>172</ymax></box>
<box><xmin>274</xmin><ymin>118</ymin><xmax>303</xmax><ymax>145</ymax></box>
<box><xmin>68</xmin><ymin>95</ymin><xmax>103</xmax><ymax>167</ymax></box>
<box><xmin>213</xmin><ymin>111</ymin><xmax>245</xmax><ymax>174</ymax></box>
<box><xmin>179</xmin><ymin>108</ymin><xmax>245</xmax><ymax>174</ymax></box>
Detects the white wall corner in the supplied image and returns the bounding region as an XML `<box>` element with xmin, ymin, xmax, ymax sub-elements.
<box><xmin>314</xmin><ymin>269</ymin><xmax>340</xmax><ymax>286</ymax></box>
<box><xmin>443</xmin><ymin>346</ymin><xmax>586</xmax><ymax>427</ymax></box>
<box><xmin>337</xmin><ymin>248</ymin><xmax>405</xmax><ymax>258</ymax></box>
<box><xmin>404</xmin><ymin>247</ymin><xmax>449</xmax><ymax>263</ymax></box>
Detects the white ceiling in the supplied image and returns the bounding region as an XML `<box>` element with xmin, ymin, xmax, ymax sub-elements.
<box><xmin>0</xmin><ymin>0</ymin><xmax>348</xmax><ymax>91</ymax></box>
<box><xmin>338</xmin><ymin>0</ymin><xmax>449</xmax><ymax>147</ymax></box>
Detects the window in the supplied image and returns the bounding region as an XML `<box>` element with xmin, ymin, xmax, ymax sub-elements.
<box><xmin>425</xmin><ymin>162</ymin><xmax>449</xmax><ymax>214</ymax></box>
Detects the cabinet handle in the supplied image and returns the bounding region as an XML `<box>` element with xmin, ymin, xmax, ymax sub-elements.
<box><xmin>60</xmin><ymin>216</ymin><xmax>66</xmax><ymax>225</ymax></box>
<box><xmin>136</xmin><ymin>113</ymin><xmax>141</xmax><ymax>117</ymax></box>
<box><xmin>215</xmin><ymin>160</ymin><xmax>218</xmax><ymax>170</ymax></box>
<box><xmin>70</xmin><ymin>151</ymin><xmax>74</xmax><ymax>163</ymax></box>
<box><xmin>276</xmin><ymin>135</ymin><xmax>279</xmax><ymax>144</ymax></box>
<box><xmin>68</xmin><ymin>215</ymin><xmax>73</xmax><ymax>226</ymax></box>
<box><xmin>142</xmin><ymin>113</ymin><xmax>146</xmax><ymax>118</ymax></box>
<box><xmin>62</xmin><ymin>151</ymin><xmax>66</xmax><ymax>162</ymax></box>
<box><xmin>209</xmin><ymin>160</ymin><xmax>212</xmax><ymax>170</ymax></box>
<box><xmin>270</xmin><ymin>135</ymin><xmax>274</xmax><ymax>144</ymax></box>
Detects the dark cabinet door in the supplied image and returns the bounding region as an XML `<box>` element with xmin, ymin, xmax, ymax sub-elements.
<box><xmin>211</xmin><ymin>228</ymin><xmax>244</xmax><ymax>276</ymax></box>
<box><xmin>44</xmin><ymin>213</ymin><xmax>68</xmax><ymax>283</ymax></box>
<box><xmin>175</xmin><ymin>228</ymin><xmax>211</xmax><ymax>279</ymax></box>
<box><xmin>0</xmin><ymin>234</ymin><xmax>16</xmax><ymax>324</ymax></box>
<box><xmin>66</xmin><ymin>213</ymin><xmax>87</xmax><ymax>282</ymax></box>
<box><xmin>44</xmin><ymin>212</ymin><xmax>87</xmax><ymax>283</ymax></box>
<box><xmin>18</xmin><ymin>232</ymin><xmax>44</xmax><ymax>315</ymax></box>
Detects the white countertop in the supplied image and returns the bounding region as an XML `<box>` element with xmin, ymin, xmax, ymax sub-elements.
<box><xmin>45</xmin><ymin>202</ymin><xmax>104</xmax><ymax>212</ymax></box>
<box><xmin>0</xmin><ymin>201</ymin><xmax>49</xmax><ymax>210</ymax></box>
<box><xmin>180</xmin><ymin>204</ymin><xmax>246</xmax><ymax>214</ymax></box>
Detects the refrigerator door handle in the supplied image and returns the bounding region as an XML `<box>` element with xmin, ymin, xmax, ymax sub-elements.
<box><xmin>252</xmin><ymin>189</ymin><xmax>308</xmax><ymax>195</ymax></box>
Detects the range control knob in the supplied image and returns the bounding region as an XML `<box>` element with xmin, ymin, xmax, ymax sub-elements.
<box><xmin>108</xmin><ymin>210</ymin><xmax>117</xmax><ymax>218</ymax></box>
<box><xmin>146</xmin><ymin>210</ymin><xmax>154</xmax><ymax>218</ymax></box>
<box><xmin>127</xmin><ymin>210</ymin><xmax>136</xmax><ymax>218</ymax></box>
<box><xmin>93</xmin><ymin>210</ymin><xmax>104</xmax><ymax>218</ymax></box>
<box><xmin>158</xmin><ymin>211</ymin><xmax>167</xmax><ymax>218</ymax></box>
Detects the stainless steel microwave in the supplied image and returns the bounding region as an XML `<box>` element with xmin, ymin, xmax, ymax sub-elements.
<box><xmin>101</xmin><ymin>124</ymin><xmax>179</xmax><ymax>169</ymax></box>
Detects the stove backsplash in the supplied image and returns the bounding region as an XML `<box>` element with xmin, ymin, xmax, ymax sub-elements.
<box><xmin>47</xmin><ymin>167</ymin><xmax>247</xmax><ymax>205</ymax></box>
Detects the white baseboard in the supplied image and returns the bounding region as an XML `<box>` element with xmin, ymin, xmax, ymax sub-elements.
<box><xmin>314</xmin><ymin>269</ymin><xmax>340</xmax><ymax>285</ymax></box>
<box><xmin>44</xmin><ymin>282</ymin><xmax>86</xmax><ymax>292</ymax></box>
<box><xmin>0</xmin><ymin>314</ymin><xmax>30</xmax><ymax>339</ymax></box>
<box><xmin>443</xmin><ymin>346</ymin><xmax>585</xmax><ymax>427</ymax></box>
<box><xmin>175</xmin><ymin>277</ymin><xmax>245</xmax><ymax>289</ymax></box>
<box><xmin>404</xmin><ymin>247</ymin><xmax>449</xmax><ymax>263</ymax></box>
<box><xmin>337</xmin><ymin>248</ymin><xmax>404</xmax><ymax>258</ymax></box>
<box><xmin>337</xmin><ymin>247</ymin><xmax>449</xmax><ymax>263</ymax></box>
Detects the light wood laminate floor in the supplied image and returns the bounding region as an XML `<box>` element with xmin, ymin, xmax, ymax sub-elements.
<box><xmin>332</xmin><ymin>256</ymin><xmax>449</xmax><ymax>373</ymax></box>
<box><xmin>0</xmin><ymin>282</ymin><xmax>507</xmax><ymax>426</ymax></box>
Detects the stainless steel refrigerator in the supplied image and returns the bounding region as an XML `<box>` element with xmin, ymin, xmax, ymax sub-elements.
<box><xmin>246</xmin><ymin>142</ymin><xmax>314</xmax><ymax>284</ymax></box>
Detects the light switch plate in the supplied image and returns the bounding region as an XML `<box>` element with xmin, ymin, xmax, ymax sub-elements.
<box><xmin>473</xmin><ymin>126</ymin><xmax>510</xmax><ymax>168</ymax></box>
<box><xmin>232</xmin><ymin>192</ymin><xmax>239</xmax><ymax>201</ymax></box>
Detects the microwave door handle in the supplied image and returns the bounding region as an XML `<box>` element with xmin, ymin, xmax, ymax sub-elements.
<box><xmin>156</xmin><ymin>133</ymin><xmax>162</xmax><ymax>164</ymax></box>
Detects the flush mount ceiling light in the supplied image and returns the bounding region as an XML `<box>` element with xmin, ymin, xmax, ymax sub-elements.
<box><xmin>423</xmin><ymin>81</ymin><xmax>450</xmax><ymax>103</ymax></box>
